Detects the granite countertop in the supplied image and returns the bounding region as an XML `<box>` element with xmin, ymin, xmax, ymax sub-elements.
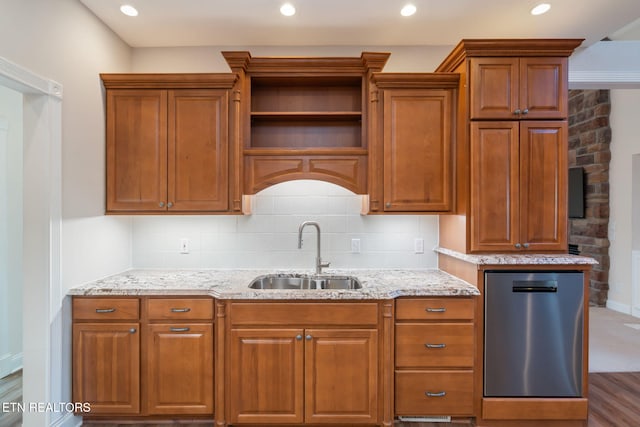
<box><xmin>435</xmin><ymin>247</ymin><xmax>598</xmax><ymax>265</ymax></box>
<box><xmin>67</xmin><ymin>268</ymin><xmax>480</xmax><ymax>300</ymax></box>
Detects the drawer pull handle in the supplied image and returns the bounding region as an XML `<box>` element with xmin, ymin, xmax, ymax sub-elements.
<box><xmin>170</xmin><ymin>327</ymin><xmax>191</xmax><ymax>332</ymax></box>
<box><xmin>425</xmin><ymin>343</ymin><xmax>446</xmax><ymax>349</ymax></box>
<box><xmin>95</xmin><ymin>308</ymin><xmax>116</xmax><ymax>313</ymax></box>
<box><xmin>426</xmin><ymin>307</ymin><xmax>446</xmax><ymax>313</ymax></box>
<box><xmin>425</xmin><ymin>391</ymin><xmax>446</xmax><ymax>398</ymax></box>
<box><xmin>170</xmin><ymin>308</ymin><xmax>191</xmax><ymax>313</ymax></box>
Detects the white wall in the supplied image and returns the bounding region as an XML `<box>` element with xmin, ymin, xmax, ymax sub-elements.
<box><xmin>0</xmin><ymin>1</ymin><xmax>133</xmax><ymax>425</ymax></box>
<box><xmin>0</xmin><ymin>86</ymin><xmax>23</xmax><ymax>378</ymax></box>
<box><xmin>131</xmin><ymin>45</ymin><xmax>454</xmax><ymax>73</ymax></box>
<box><xmin>607</xmin><ymin>89</ymin><xmax>640</xmax><ymax>313</ymax></box>
<box><xmin>133</xmin><ymin>181</ymin><xmax>439</xmax><ymax>270</ymax></box>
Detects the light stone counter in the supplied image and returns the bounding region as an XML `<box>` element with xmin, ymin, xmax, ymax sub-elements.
<box><xmin>435</xmin><ymin>247</ymin><xmax>598</xmax><ymax>266</ymax></box>
<box><xmin>67</xmin><ymin>268</ymin><xmax>480</xmax><ymax>300</ymax></box>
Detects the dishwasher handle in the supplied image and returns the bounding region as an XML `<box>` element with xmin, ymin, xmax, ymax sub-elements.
<box><xmin>512</xmin><ymin>280</ymin><xmax>558</xmax><ymax>293</ymax></box>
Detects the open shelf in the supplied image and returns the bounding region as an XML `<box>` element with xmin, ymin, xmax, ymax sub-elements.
<box><xmin>249</xmin><ymin>76</ymin><xmax>364</xmax><ymax>150</ymax></box>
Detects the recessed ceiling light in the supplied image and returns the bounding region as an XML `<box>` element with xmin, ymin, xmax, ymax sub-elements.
<box><xmin>120</xmin><ymin>4</ymin><xmax>138</xmax><ymax>17</ymax></box>
<box><xmin>280</xmin><ymin>3</ymin><xmax>296</xmax><ymax>16</ymax></box>
<box><xmin>401</xmin><ymin>4</ymin><xmax>417</xmax><ymax>17</ymax></box>
<box><xmin>531</xmin><ymin>3</ymin><xmax>551</xmax><ymax>16</ymax></box>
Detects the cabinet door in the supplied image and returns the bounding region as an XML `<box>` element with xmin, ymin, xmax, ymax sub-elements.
<box><xmin>469</xmin><ymin>122</ymin><xmax>520</xmax><ymax>252</ymax></box>
<box><xmin>168</xmin><ymin>90</ymin><xmax>229</xmax><ymax>211</ymax></box>
<box><xmin>383</xmin><ymin>89</ymin><xmax>453</xmax><ymax>212</ymax></box>
<box><xmin>305</xmin><ymin>329</ymin><xmax>378</xmax><ymax>424</ymax></box>
<box><xmin>520</xmin><ymin>58</ymin><xmax>568</xmax><ymax>119</ymax></box>
<box><xmin>229</xmin><ymin>329</ymin><xmax>304</xmax><ymax>424</ymax></box>
<box><xmin>72</xmin><ymin>323</ymin><xmax>140</xmax><ymax>414</ymax></box>
<box><xmin>519</xmin><ymin>121</ymin><xmax>568</xmax><ymax>251</ymax></box>
<box><xmin>470</xmin><ymin>58</ymin><xmax>519</xmax><ymax>119</ymax></box>
<box><xmin>145</xmin><ymin>323</ymin><xmax>213</xmax><ymax>415</ymax></box>
<box><xmin>106</xmin><ymin>90</ymin><xmax>167</xmax><ymax>212</ymax></box>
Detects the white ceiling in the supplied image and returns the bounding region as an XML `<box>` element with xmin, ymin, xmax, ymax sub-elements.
<box><xmin>80</xmin><ymin>0</ymin><xmax>640</xmax><ymax>48</ymax></box>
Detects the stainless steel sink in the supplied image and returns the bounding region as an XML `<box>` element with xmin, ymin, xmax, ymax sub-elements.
<box><xmin>249</xmin><ymin>274</ymin><xmax>362</xmax><ymax>290</ymax></box>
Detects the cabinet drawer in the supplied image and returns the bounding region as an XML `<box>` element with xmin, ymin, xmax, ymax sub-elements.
<box><xmin>230</xmin><ymin>302</ymin><xmax>378</xmax><ymax>326</ymax></box>
<box><xmin>73</xmin><ymin>297</ymin><xmax>139</xmax><ymax>320</ymax></box>
<box><xmin>146</xmin><ymin>298</ymin><xmax>213</xmax><ymax>320</ymax></box>
<box><xmin>395</xmin><ymin>370</ymin><xmax>474</xmax><ymax>416</ymax></box>
<box><xmin>395</xmin><ymin>323</ymin><xmax>474</xmax><ymax>368</ymax></box>
<box><xmin>395</xmin><ymin>298</ymin><xmax>474</xmax><ymax>321</ymax></box>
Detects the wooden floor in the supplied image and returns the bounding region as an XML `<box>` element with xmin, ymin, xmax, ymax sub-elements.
<box><xmin>2</xmin><ymin>371</ymin><xmax>639</xmax><ymax>426</ymax></box>
<box><xmin>0</xmin><ymin>370</ymin><xmax>22</xmax><ymax>427</ymax></box>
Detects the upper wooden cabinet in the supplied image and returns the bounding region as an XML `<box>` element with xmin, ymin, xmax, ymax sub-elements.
<box><xmin>469</xmin><ymin>121</ymin><xmax>568</xmax><ymax>252</ymax></box>
<box><xmin>436</xmin><ymin>39</ymin><xmax>582</xmax><ymax>253</ymax></box>
<box><xmin>371</xmin><ymin>74</ymin><xmax>458</xmax><ymax>213</ymax></box>
<box><xmin>222</xmin><ymin>51</ymin><xmax>390</xmax><ymax>195</ymax></box>
<box><xmin>102</xmin><ymin>74</ymin><xmax>238</xmax><ymax>214</ymax></box>
<box><xmin>470</xmin><ymin>57</ymin><xmax>568</xmax><ymax>120</ymax></box>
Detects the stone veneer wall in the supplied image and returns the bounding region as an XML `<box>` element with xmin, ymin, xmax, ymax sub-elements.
<box><xmin>568</xmin><ymin>90</ymin><xmax>611</xmax><ymax>306</ymax></box>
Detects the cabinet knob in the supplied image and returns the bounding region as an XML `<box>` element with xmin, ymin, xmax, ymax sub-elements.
<box><xmin>305</xmin><ymin>335</ymin><xmax>312</xmax><ymax>341</ymax></box>
<box><xmin>514</xmin><ymin>109</ymin><xmax>521</xmax><ymax>115</ymax></box>
<box><xmin>385</xmin><ymin>202</ymin><xmax>391</xmax><ymax>208</ymax></box>
<box><xmin>522</xmin><ymin>108</ymin><xmax>529</xmax><ymax>115</ymax></box>
<box><xmin>515</xmin><ymin>243</ymin><xmax>522</xmax><ymax>249</ymax></box>
<box><xmin>129</xmin><ymin>328</ymin><xmax>137</xmax><ymax>334</ymax></box>
<box><xmin>167</xmin><ymin>202</ymin><xmax>173</xmax><ymax>208</ymax></box>
<box><xmin>159</xmin><ymin>202</ymin><xmax>165</xmax><ymax>208</ymax></box>
<box><xmin>523</xmin><ymin>243</ymin><xmax>530</xmax><ymax>249</ymax></box>
<box><xmin>296</xmin><ymin>334</ymin><xmax>302</xmax><ymax>341</ymax></box>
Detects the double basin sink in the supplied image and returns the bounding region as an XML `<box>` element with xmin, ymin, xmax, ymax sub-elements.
<box><xmin>249</xmin><ymin>273</ymin><xmax>362</xmax><ymax>290</ymax></box>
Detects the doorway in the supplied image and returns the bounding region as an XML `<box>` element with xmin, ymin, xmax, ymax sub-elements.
<box><xmin>0</xmin><ymin>55</ymin><xmax>62</xmax><ymax>427</ymax></box>
<box><xmin>632</xmin><ymin>154</ymin><xmax>640</xmax><ymax>318</ymax></box>
<box><xmin>0</xmin><ymin>85</ymin><xmax>23</xmax><ymax>380</ymax></box>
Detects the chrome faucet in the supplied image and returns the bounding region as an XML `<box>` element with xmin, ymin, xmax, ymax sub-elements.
<box><xmin>297</xmin><ymin>221</ymin><xmax>330</xmax><ymax>274</ymax></box>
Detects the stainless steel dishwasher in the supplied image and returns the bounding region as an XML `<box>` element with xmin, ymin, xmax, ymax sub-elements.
<box><xmin>484</xmin><ymin>270</ymin><xmax>584</xmax><ymax>397</ymax></box>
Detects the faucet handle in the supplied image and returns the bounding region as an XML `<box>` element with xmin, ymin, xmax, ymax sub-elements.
<box><xmin>320</xmin><ymin>260</ymin><xmax>331</xmax><ymax>268</ymax></box>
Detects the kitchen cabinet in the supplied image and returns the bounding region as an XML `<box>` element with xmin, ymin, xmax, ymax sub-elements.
<box><xmin>222</xmin><ymin>51</ymin><xmax>390</xmax><ymax>195</ymax></box>
<box><xmin>225</xmin><ymin>301</ymin><xmax>385</xmax><ymax>425</ymax></box>
<box><xmin>102</xmin><ymin>74</ymin><xmax>237</xmax><ymax>213</ymax></box>
<box><xmin>470</xmin><ymin>57</ymin><xmax>568</xmax><ymax>120</ymax></box>
<box><xmin>73</xmin><ymin>296</ymin><xmax>214</xmax><ymax>418</ymax></box>
<box><xmin>144</xmin><ymin>298</ymin><xmax>214</xmax><ymax>415</ymax></box>
<box><xmin>394</xmin><ymin>297</ymin><xmax>475</xmax><ymax>417</ymax></box>
<box><xmin>436</xmin><ymin>39</ymin><xmax>582</xmax><ymax>254</ymax></box>
<box><xmin>470</xmin><ymin>120</ymin><xmax>568</xmax><ymax>252</ymax></box>
<box><xmin>370</xmin><ymin>74</ymin><xmax>459</xmax><ymax>213</ymax></box>
<box><xmin>72</xmin><ymin>298</ymin><xmax>141</xmax><ymax>414</ymax></box>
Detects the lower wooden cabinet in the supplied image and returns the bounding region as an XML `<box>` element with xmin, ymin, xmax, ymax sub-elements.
<box><xmin>72</xmin><ymin>296</ymin><xmax>214</xmax><ymax>418</ymax></box>
<box><xmin>225</xmin><ymin>301</ymin><xmax>384</xmax><ymax>425</ymax></box>
<box><xmin>72</xmin><ymin>322</ymin><xmax>141</xmax><ymax>414</ymax></box>
<box><xmin>145</xmin><ymin>323</ymin><xmax>214</xmax><ymax>415</ymax></box>
<box><xmin>394</xmin><ymin>297</ymin><xmax>475</xmax><ymax>418</ymax></box>
<box><xmin>229</xmin><ymin>327</ymin><xmax>378</xmax><ymax>424</ymax></box>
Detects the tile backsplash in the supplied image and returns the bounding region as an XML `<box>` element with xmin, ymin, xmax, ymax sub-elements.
<box><xmin>132</xmin><ymin>180</ymin><xmax>439</xmax><ymax>270</ymax></box>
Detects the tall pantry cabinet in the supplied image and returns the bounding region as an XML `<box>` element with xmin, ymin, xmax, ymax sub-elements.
<box><xmin>436</xmin><ymin>39</ymin><xmax>583</xmax><ymax>254</ymax></box>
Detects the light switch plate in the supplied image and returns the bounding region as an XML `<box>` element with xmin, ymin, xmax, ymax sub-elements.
<box><xmin>351</xmin><ymin>238</ymin><xmax>361</xmax><ymax>254</ymax></box>
<box><xmin>180</xmin><ymin>238</ymin><xmax>190</xmax><ymax>254</ymax></box>
<box><xmin>414</xmin><ymin>238</ymin><xmax>424</xmax><ymax>254</ymax></box>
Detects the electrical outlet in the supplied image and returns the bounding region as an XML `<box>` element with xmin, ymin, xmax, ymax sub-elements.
<box><xmin>180</xmin><ymin>238</ymin><xmax>190</xmax><ymax>254</ymax></box>
<box><xmin>351</xmin><ymin>238</ymin><xmax>361</xmax><ymax>254</ymax></box>
<box><xmin>414</xmin><ymin>238</ymin><xmax>424</xmax><ymax>254</ymax></box>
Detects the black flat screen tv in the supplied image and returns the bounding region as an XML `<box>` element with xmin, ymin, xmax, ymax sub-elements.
<box><xmin>568</xmin><ymin>167</ymin><xmax>585</xmax><ymax>219</ymax></box>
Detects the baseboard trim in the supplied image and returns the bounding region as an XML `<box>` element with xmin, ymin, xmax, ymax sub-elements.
<box><xmin>606</xmin><ymin>299</ymin><xmax>632</xmax><ymax>315</ymax></box>
<box><xmin>50</xmin><ymin>412</ymin><xmax>82</xmax><ymax>427</ymax></box>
